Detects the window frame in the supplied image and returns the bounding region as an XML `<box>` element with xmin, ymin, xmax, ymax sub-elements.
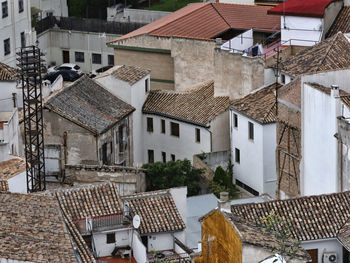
<box><xmin>233</xmin><ymin>113</ymin><xmax>238</xmax><ymax>128</ymax></box>
<box><xmin>18</xmin><ymin>0</ymin><xmax>23</xmax><ymax>13</ymax></box>
<box><xmin>106</xmin><ymin>233</ymin><xmax>115</xmax><ymax>244</ymax></box>
<box><xmin>161</xmin><ymin>119</ymin><xmax>165</xmax><ymax>134</ymax></box>
<box><xmin>148</xmin><ymin>149</ymin><xmax>154</xmax><ymax>163</ymax></box>
<box><xmin>162</xmin><ymin>152</ymin><xmax>166</xmax><ymax>163</ymax></box>
<box><xmin>4</xmin><ymin>38</ymin><xmax>10</xmax><ymax>56</ymax></box>
<box><xmin>92</xmin><ymin>53</ymin><xmax>102</xmax><ymax>64</ymax></box>
<box><xmin>235</xmin><ymin>148</ymin><xmax>240</xmax><ymax>164</ymax></box>
<box><xmin>248</xmin><ymin>121</ymin><xmax>254</xmax><ymax>141</ymax></box>
<box><xmin>147</xmin><ymin>117</ymin><xmax>153</xmax><ymax>132</ymax></box>
<box><xmin>2</xmin><ymin>1</ymin><xmax>8</xmax><ymax>18</ymax></box>
<box><xmin>170</xmin><ymin>122</ymin><xmax>180</xmax><ymax>137</ymax></box>
<box><xmin>195</xmin><ymin>128</ymin><xmax>200</xmax><ymax>143</ymax></box>
<box><xmin>171</xmin><ymin>154</ymin><xmax>175</xmax><ymax>161</ymax></box>
<box><xmin>75</xmin><ymin>51</ymin><xmax>84</xmax><ymax>63</ymax></box>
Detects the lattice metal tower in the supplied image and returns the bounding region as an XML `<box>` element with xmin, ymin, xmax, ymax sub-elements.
<box><xmin>17</xmin><ymin>46</ymin><xmax>46</xmax><ymax>192</ymax></box>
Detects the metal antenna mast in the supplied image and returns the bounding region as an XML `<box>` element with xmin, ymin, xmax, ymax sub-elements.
<box><xmin>17</xmin><ymin>45</ymin><xmax>46</xmax><ymax>193</ymax></box>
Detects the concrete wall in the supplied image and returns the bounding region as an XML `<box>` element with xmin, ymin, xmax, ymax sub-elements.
<box><xmin>143</xmin><ymin>114</ymin><xmax>211</xmax><ymax>163</ymax></box>
<box><xmin>214</xmin><ymin>48</ymin><xmax>265</xmax><ymax>100</ymax></box>
<box><xmin>0</xmin><ymin>0</ymin><xmax>34</xmax><ymax>67</ymax></box>
<box><xmin>64</xmin><ymin>164</ymin><xmax>146</xmax><ymax>195</ymax></box>
<box><xmin>0</xmin><ymin>81</ymin><xmax>17</xmax><ymax>112</ymax></box>
<box><xmin>147</xmin><ymin>232</ymin><xmax>174</xmax><ymax>252</ymax></box>
<box><xmin>93</xmin><ymin>228</ymin><xmax>131</xmax><ymax>257</ymax></box>
<box><xmin>323</xmin><ymin>1</ymin><xmax>343</xmax><ymax>39</ymax></box>
<box><xmin>8</xmin><ymin>171</ymin><xmax>26</xmax><ymax>193</ymax></box>
<box><xmin>38</xmin><ymin>29</ymin><xmax>118</xmax><ymax>72</ymax></box>
<box><xmin>210</xmin><ymin>110</ymin><xmax>230</xmax><ymax>152</ymax></box>
<box><xmin>301</xmin><ymin>238</ymin><xmax>343</xmax><ymax>263</ymax></box>
<box><xmin>31</xmin><ymin>0</ymin><xmax>68</xmax><ymax>17</ymax></box>
<box><xmin>108</xmin><ymin>8</ymin><xmax>171</xmax><ymax>23</ymax></box>
<box><xmin>0</xmin><ymin>110</ymin><xmax>21</xmax><ymax>162</ymax></box>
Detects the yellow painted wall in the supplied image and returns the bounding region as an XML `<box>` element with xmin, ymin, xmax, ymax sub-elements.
<box><xmin>195</xmin><ymin>211</ymin><xmax>242</xmax><ymax>263</ymax></box>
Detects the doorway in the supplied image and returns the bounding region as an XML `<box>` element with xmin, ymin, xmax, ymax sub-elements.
<box><xmin>62</xmin><ymin>50</ymin><xmax>70</xmax><ymax>63</ymax></box>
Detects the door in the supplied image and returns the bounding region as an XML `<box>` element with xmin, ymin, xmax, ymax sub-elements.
<box><xmin>306</xmin><ymin>249</ymin><xmax>318</xmax><ymax>263</ymax></box>
<box><xmin>44</xmin><ymin>145</ymin><xmax>61</xmax><ymax>176</ymax></box>
<box><xmin>62</xmin><ymin>50</ymin><xmax>70</xmax><ymax>63</ymax></box>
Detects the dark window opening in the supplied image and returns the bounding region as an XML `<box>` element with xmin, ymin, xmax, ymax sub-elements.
<box><xmin>147</xmin><ymin>117</ymin><xmax>153</xmax><ymax>132</ymax></box>
<box><xmin>233</xmin><ymin>113</ymin><xmax>238</xmax><ymax>128</ymax></box>
<box><xmin>171</xmin><ymin>154</ymin><xmax>175</xmax><ymax>161</ymax></box>
<box><xmin>2</xmin><ymin>1</ymin><xmax>8</xmax><ymax>18</ymax></box>
<box><xmin>162</xmin><ymin>152</ymin><xmax>166</xmax><ymax>163</ymax></box>
<box><xmin>118</xmin><ymin>126</ymin><xmax>124</xmax><ymax>153</ymax></box>
<box><xmin>235</xmin><ymin>148</ymin><xmax>240</xmax><ymax>164</ymax></box>
<box><xmin>4</xmin><ymin>38</ymin><xmax>10</xmax><ymax>56</ymax></box>
<box><xmin>236</xmin><ymin>179</ymin><xmax>259</xmax><ymax>196</ymax></box>
<box><xmin>92</xmin><ymin>53</ymin><xmax>101</xmax><ymax>64</ymax></box>
<box><xmin>161</xmin><ymin>119</ymin><xmax>165</xmax><ymax>134</ymax></box>
<box><xmin>102</xmin><ymin>143</ymin><xmax>108</xmax><ymax>165</ymax></box>
<box><xmin>170</xmin><ymin>122</ymin><xmax>179</xmax><ymax>137</ymax></box>
<box><xmin>195</xmin><ymin>128</ymin><xmax>200</xmax><ymax>143</ymax></box>
<box><xmin>148</xmin><ymin>150</ymin><xmax>154</xmax><ymax>163</ymax></box>
<box><xmin>248</xmin><ymin>121</ymin><xmax>254</xmax><ymax>140</ymax></box>
<box><xmin>106</xmin><ymin>233</ymin><xmax>115</xmax><ymax>244</ymax></box>
<box><xmin>75</xmin><ymin>52</ymin><xmax>84</xmax><ymax>63</ymax></box>
<box><xmin>18</xmin><ymin>0</ymin><xmax>23</xmax><ymax>13</ymax></box>
<box><xmin>145</xmin><ymin>78</ymin><xmax>149</xmax><ymax>93</ymax></box>
<box><xmin>20</xmin><ymin>32</ymin><xmax>25</xmax><ymax>47</ymax></box>
<box><xmin>108</xmin><ymin>54</ymin><xmax>114</xmax><ymax>65</ymax></box>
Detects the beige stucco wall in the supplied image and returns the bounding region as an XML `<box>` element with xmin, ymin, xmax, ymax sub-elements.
<box><xmin>214</xmin><ymin>48</ymin><xmax>265</xmax><ymax>100</ymax></box>
<box><xmin>210</xmin><ymin>110</ymin><xmax>230</xmax><ymax>152</ymax></box>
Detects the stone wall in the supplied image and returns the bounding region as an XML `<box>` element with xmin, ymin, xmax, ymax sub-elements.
<box><xmin>65</xmin><ymin>164</ymin><xmax>146</xmax><ymax>195</ymax></box>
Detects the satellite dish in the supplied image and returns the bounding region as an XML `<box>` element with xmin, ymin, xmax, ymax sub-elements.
<box><xmin>132</xmin><ymin>214</ymin><xmax>141</xmax><ymax>229</ymax></box>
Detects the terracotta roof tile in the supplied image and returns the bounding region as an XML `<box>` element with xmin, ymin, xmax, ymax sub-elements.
<box><xmin>122</xmin><ymin>189</ymin><xmax>185</xmax><ymax>234</ymax></box>
<box><xmin>231</xmin><ymin>191</ymin><xmax>350</xmax><ymax>241</ymax></box>
<box><xmin>268</xmin><ymin>0</ymin><xmax>340</xmax><ymax>18</ymax></box>
<box><xmin>0</xmin><ymin>62</ymin><xmax>19</xmax><ymax>81</ymax></box>
<box><xmin>45</xmin><ymin>75</ymin><xmax>135</xmax><ymax>134</ymax></box>
<box><xmin>328</xmin><ymin>7</ymin><xmax>350</xmax><ymax>37</ymax></box>
<box><xmin>143</xmin><ymin>81</ymin><xmax>230</xmax><ymax>126</ymax></box>
<box><xmin>0</xmin><ymin>192</ymin><xmax>77</xmax><ymax>262</ymax></box>
<box><xmin>0</xmin><ymin>157</ymin><xmax>26</xmax><ymax>181</ymax></box>
<box><xmin>95</xmin><ymin>65</ymin><xmax>150</xmax><ymax>84</ymax></box>
<box><xmin>231</xmin><ymin>83</ymin><xmax>281</xmax><ymax>124</ymax></box>
<box><xmin>109</xmin><ymin>3</ymin><xmax>280</xmax><ymax>43</ymax></box>
<box><xmin>281</xmin><ymin>32</ymin><xmax>350</xmax><ymax>78</ymax></box>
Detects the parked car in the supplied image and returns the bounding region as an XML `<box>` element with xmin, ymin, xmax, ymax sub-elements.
<box><xmin>88</xmin><ymin>65</ymin><xmax>113</xmax><ymax>78</ymax></box>
<box><xmin>47</xmin><ymin>63</ymin><xmax>82</xmax><ymax>75</ymax></box>
<box><xmin>44</xmin><ymin>70</ymin><xmax>82</xmax><ymax>83</ymax></box>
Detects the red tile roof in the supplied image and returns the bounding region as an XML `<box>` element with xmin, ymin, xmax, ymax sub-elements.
<box><xmin>109</xmin><ymin>3</ymin><xmax>280</xmax><ymax>43</ymax></box>
<box><xmin>268</xmin><ymin>0</ymin><xmax>341</xmax><ymax>18</ymax></box>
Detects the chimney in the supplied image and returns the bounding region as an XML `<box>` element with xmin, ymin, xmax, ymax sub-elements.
<box><xmin>218</xmin><ymin>192</ymin><xmax>231</xmax><ymax>212</ymax></box>
<box><xmin>331</xmin><ymin>85</ymin><xmax>341</xmax><ymax>119</ymax></box>
<box><xmin>331</xmin><ymin>85</ymin><xmax>339</xmax><ymax>98</ymax></box>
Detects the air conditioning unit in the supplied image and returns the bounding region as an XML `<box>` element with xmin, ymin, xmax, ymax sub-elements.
<box><xmin>323</xmin><ymin>252</ymin><xmax>337</xmax><ymax>263</ymax></box>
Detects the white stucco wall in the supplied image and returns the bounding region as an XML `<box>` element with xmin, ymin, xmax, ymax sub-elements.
<box><xmin>132</xmin><ymin>231</ymin><xmax>147</xmax><ymax>263</ymax></box>
<box><xmin>143</xmin><ymin>114</ymin><xmax>211</xmax><ymax>163</ymax></box>
<box><xmin>93</xmin><ymin>228</ymin><xmax>131</xmax><ymax>257</ymax></box>
<box><xmin>7</xmin><ymin>171</ymin><xmax>26</xmax><ymax>193</ymax></box>
<box><xmin>0</xmin><ymin>0</ymin><xmax>34</xmax><ymax>67</ymax></box>
<box><xmin>0</xmin><ymin>81</ymin><xmax>17</xmax><ymax>112</ymax></box>
<box><xmin>0</xmin><ymin>110</ymin><xmax>21</xmax><ymax>161</ymax></box>
<box><xmin>281</xmin><ymin>16</ymin><xmax>322</xmax><ymax>46</ymax></box>
<box><xmin>263</xmin><ymin>123</ymin><xmax>277</xmax><ymax>197</ymax></box>
<box><xmin>31</xmin><ymin>0</ymin><xmax>68</xmax><ymax>17</ymax></box>
<box><xmin>147</xmin><ymin>232</ymin><xmax>174</xmax><ymax>252</ymax></box>
<box><xmin>38</xmin><ymin>29</ymin><xmax>119</xmax><ymax>73</ymax></box>
<box><xmin>301</xmin><ymin>238</ymin><xmax>343</xmax><ymax>263</ymax></box>
<box><xmin>221</xmin><ymin>29</ymin><xmax>253</xmax><ymax>52</ymax></box>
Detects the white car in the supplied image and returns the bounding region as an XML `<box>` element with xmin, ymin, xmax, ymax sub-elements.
<box><xmin>47</xmin><ymin>63</ymin><xmax>82</xmax><ymax>75</ymax></box>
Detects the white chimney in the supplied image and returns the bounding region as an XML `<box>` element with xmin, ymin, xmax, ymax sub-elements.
<box><xmin>331</xmin><ymin>85</ymin><xmax>341</xmax><ymax>118</ymax></box>
<box><xmin>218</xmin><ymin>192</ymin><xmax>231</xmax><ymax>212</ymax></box>
<box><xmin>331</xmin><ymin>85</ymin><xmax>339</xmax><ymax>98</ymax></box>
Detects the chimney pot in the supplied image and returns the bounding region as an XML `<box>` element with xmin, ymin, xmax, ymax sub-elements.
<box><xmin>220</xmin><ymin>192</ymin><xmax>229</xmax><ymax>202</ymax></box>
<box><xmin>331</xmin><ymin>85</ymin><xmax>339</xmax><ymax>98</ymax></box>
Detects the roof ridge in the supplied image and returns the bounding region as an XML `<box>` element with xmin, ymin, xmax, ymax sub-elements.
<box><xmin>210</xmin><ymin>3</ymin><xmax>232</xmax><ymax>29</ymax></box>
<box><xmin>315</xmin><ymin>32</ymin><xmax>342</xmax><ymax>72</ymax></box>
<box><xmin>148</xmin><ymin>3</ymin><xmax>210</xmax><ymax>35</ymax></box>
<box><xmin>123</xmin><ymin>189</ymin><xmax>170</xmax><ymax>199</ymax></box>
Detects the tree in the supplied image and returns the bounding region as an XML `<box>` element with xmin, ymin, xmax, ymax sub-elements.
<box><xmin>261</xmin><ymin>212</ymin><xmax>302</xmax><ymax>262</ymax></box>
<box><xmin>209</xmin><ymin>165</ymin><xmax>238</xmax><ymax>199</ymax></box>
<box><xmin>143</xmin><ymin>159</ymin><xmax>202</xmax><ymax>196</ymax></box>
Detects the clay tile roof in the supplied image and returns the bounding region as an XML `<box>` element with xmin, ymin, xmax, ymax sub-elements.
<box><xmin>328</xmin><ymin>7</ymin><xmax>350</xmax><ymax>37</ymax></box>
<box><xmin>143</xmin><ymin>81</ymin><xmax>230</xmax><ymax>126</ymax></box>
<box><xmin>0</xmin><ymin>62</ymin><xmax>19</xmax><ymax>81</ymax></box>
<box><xmin>0</xmin><ymin>180</ymin><xmax>9</xmax><ymax>192</ymax></box>
<box><xmin>53</xmin><ymin>183</ymin><xmax>123</xmax><ymax>221</ymax></box>
<box><xmin>122</xmin><ymin>189</ymin><xmax>185</xmax><ymax>234</ymax></box>
<box><xmin>231</xmin><ymin>83</ymin><xmax>281</xmax><ymax>124</ymax></box>
<box><xmin>0</xmin><ymin>157</ymin><xmax>26</xmax><ymax>181</ymax></box>
<box><xmin>108</xmin><ymin>3</ymin><xmax>280</xmax><ymax>43</ymax></box>
<box><xmin>95</xmin><ymin>65</ymin><xmax>150</xmax><ymax>84</ymax></box>
<box><xmin>268</xmin><ymin>0</ymin><xmax>340</xmax><ymax>18</ymax></box>
<box><xmin>0</xmin><ymin>192</ymin><xmax>77</xmax><ymax>262</ymax></box>
<box><xmin>231</xmin><ymin>191</ymin><xmax>350</xmax><ymax>241</ymax></box>
<box><xmin>281</xmin><ymin>32</ymin><xmax>350</xmax><ymax>78</ymax></box>
<box><xmin>45</xmin><ymin>75</ymin><xmax>135</xmax><ymax>134</ymax></box>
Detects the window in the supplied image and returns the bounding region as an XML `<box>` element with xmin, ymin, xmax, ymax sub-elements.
<box><xmin>148</xmin><ymin>150</ymin><xmax>154</xmax><ymax>163</ymax></box>
<box><xmin>145</xmin><ymin>78</ymin><xmax>149</xmax><ymax>93</ymax></box>
<box><xmin>106</xmin><ymin>233</ymin><xmax>115</xmax><ymax>244</ymax></box>
<box><xmin>18</xmin><ymin>0</ymin><xmax>23</xmax><ymax>13</ymax></box>
<box><xmin>233</xmin><ymin>113</ymin><xmax>238</xmax><ymax>128</ymax></box>
<box><xmin>195</xmin><ymin>128</ymin><xmax>200</xmax><ymax>143</ymax></box>
<box><xmin>235</xmin><ymin>148</ymin><xmax>240</xmax><ymax>164</ymax></box>
<box><xmin>2</xmin><ymin>1</ymin><xmax>8</xmax><ymax>18</ymax></box>
<box><xmin>75</xmin><ymin>52</ymin><xmax>84</xmax><ymax>63</ymax></box>
<box><xmin>108</xmin><ymin>54</ymin><xmax>114</xmax><ymax>65</ymax></box>
<box><xmin>102</xmin><ymin>143</ymin><xmax>108</xmax><ymax>165</ymax></box>
<box><xmin>4</xmin><ymin>38</ymin><xmax>10</xmax><ymax>56</ymax></box>
<box><xmin>281</xmin><ymin>74</ymin><xmax>285</xmax><ymax>84</ymax></box>
<box><xmin>20</xmin><ymin>31</ymin><xmax>25</xmax><ymax>47</ymax></box>
<box><xmin>161</xmin><ymin>119</ymin><xmax>165</xmax><ymax>134</ymax></box>
<box><xmin>162</xmin><ymin>152</ymin><xmax>166</xmax><ymax>163</ymax></box>
<box><xmin>92</xmin><ymin>53</ymin><xmax>101</xmax><ymax>64</ymax></box>
<box><xmin>118</xmin><ymin>126</ymin><xmax>124</xmax><ymax>153</ymax></box>
<box><xmin>171</xmin><ymin>154</ymin><xmax>175</xmax><ymax>161</ymax></box>
<box><xmin>248</xmin><ymin>121</ymin><xmax>254</xmax><ymax>140</ymax></box>
<box><xmin>170</xmin><ymin>122</ymin><xmax>179</xmax><ymax>137</ymax></box>
<box><xmin>147</xmin><ymin>117</ymin><xmax>153</xmax><ymax>132</ymax></box>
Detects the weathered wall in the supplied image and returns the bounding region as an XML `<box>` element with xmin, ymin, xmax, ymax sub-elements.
<box><xmin>214</xmin><ymin>48</ymin><xmax>265</xmax><ymax>100</ymax></box>
<box><xmin>210</xmin><ymin>110</ymin><xmax>230</xmax><ymax>152</ymax></box>
<box><xmin>64</xmin><ymin>164</ymin><xmax>146</xmax><ymax>195</ymax></box>
<box><xmin>338</xmin><ymin>118</ymin><xmax>350</xmax><ymax>191</ymax></box>
<box><xmin>108</xmin><ymin>8</ymin><xmax>171</xmax><ymax>23</ymax></box>
<box><xmin>323</xmin><ymin>1</ymin><xmax>343</xmax><ymax>40</ymax></box>
<box><xmin>193</xmin><ymin>155</ymin><xmax>214</xmax><ymax>181</ymax></box>
<box><xmin>195</xmin><ymin>210</ymin><xmax>242</xmax><ymax>263</ymax></box>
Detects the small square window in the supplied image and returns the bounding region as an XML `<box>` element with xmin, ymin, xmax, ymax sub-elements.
<box><xmin>248</xmin><ymin>121</ymin><xmax>254</xmax><ymax>140</ymax></box>
<box><xmin>233</xmin><ymin>113</ymin><xmax>238</xmax><ymax>128</ymax></box>
<box><xmin>235</xmin><ymin>148</ymin><xmax>240</xmax><ymax>164</ymax></box>
<box><xmin>75</xmin><ymin>52</ymin><xmax>84</xmax><ymax>63</ymax></box>
<box><xmin>171</xmin><ymin>154</ymin><xmax>175</xmax><ymax>161</ymax></box>
<box><xmin>170</xmin><ymin>122</ymin><xmax>179</xmax><ymax>137</ymax></box>
<box><xmin>161</xmin><ymin>119</ymin><xmax>165</xmax><ymax>134</ymax></box>
<box><xmin>106</xmin><ymin>233</ymin><xmax>115</xmax><ymax>244</ymax></box>
<box><xmin>162</xmin><ymin>152</ymin><xmax>166</xmax><ymax>163</ymax></box>
<box><xmin>147</xmin><ymin>117</ymin><xmax>153</xmax><ymax>132</ymax></box>
<box><xmin>92</xmin><ymin>53</ymin><xmax>101</xmax><ymax>64</ymax></box>
<box><xmin>2</xmin><ymin>1</ymin><xmax>8</xmax><ymax>18</ymax></box>
<box><xmin>108</xmin><ymin>54</ymin><xmax>114</xmax><ymax>65</ymax></box>
<box><xmin>195</xmin><ymin>128</ymin><xmax>200</xmax><ymax>143</ymax></box>
<box><xmin>20</xmin><ymin>31</ymin><xmax>25</xmax><ymax>48</ymax></box>
<box><xmin>18</xmin><ymin>0</ymin><xmax>23</xmax><ymax>13</ymax></box>
<box><xmin>4</xmin><ymin>38</ymin><xmax>10</xmax><ymax>56</ymax></box>
<box><xmin>145</xmin><ymin>78</ymin><xmax>149</xmax><ymax>93</ymax></box>
<box><xmin>148</xmin><ymin>149</ymin><xmax>154</xmax><ymax>163</ymax></box>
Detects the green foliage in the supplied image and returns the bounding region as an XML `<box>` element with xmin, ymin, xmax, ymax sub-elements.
<box><xmin>67</xmin><ymin>0</ymin><xmax>109</xmax><ymax>18</ymax></box>
<box><xmin>261</xmin><ymin>212</ymin><xmax>302</xmax><ymax>262</ymax></box>
<box><xmin>143</xmin><ymin>159</ymin><xmax>202</xmax><ymax>196</ymax></box>
<box><xmin>148</xmin><ymin>0</ymin><xmax>200</xmax><ymax>12</ymax></box>
<box><xmin>197</xmin><ymin>152</ymin><xmax>206</xmax><ymax>160</ymax></box>
<box><xmin>210</xmin><ymin>165</ymin><xmax>239</xmax><ymax>199</ymax></box>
